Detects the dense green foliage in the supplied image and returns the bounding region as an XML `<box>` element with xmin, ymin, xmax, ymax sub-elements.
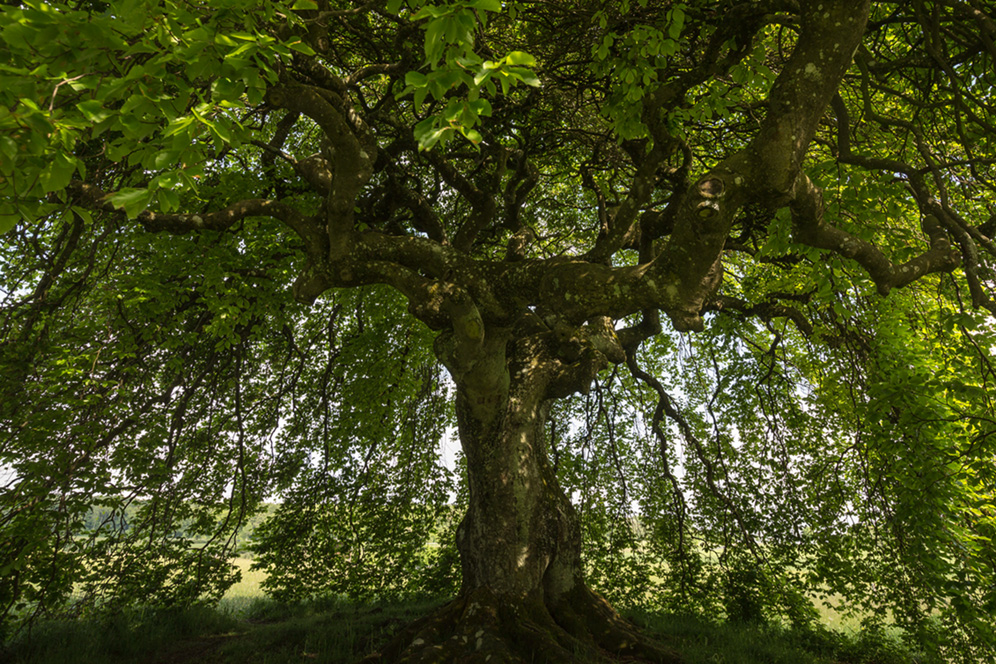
<box><xmin>1</xmin><ymin>0</ymin><xmax>995</xmax><ymax>661</ymax></box>
<box><xmin>0</xmin><ymin>219</ymin><xmax>454</xmax><ymax>618</ymax></box>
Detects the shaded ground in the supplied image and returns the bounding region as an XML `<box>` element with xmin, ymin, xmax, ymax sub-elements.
<box><xmin>144</xmin><ymin>633</ymin><xmax>240</xmax><ymax>664</ymax></box>
<box><xmin>2</xmin><ymin>599</ymin><xmax>929</xmax><ymax>664</ymax></box>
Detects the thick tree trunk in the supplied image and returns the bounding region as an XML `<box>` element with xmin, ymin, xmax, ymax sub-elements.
<box><xmin>361</xmin><ymin>330</ymin><xmax>681</xmax><ymax>663</ymax></box>
<box><xmin>454</xmin><ymin>345</ymin><xmax>579</xmax><ymax>603</ymax></box>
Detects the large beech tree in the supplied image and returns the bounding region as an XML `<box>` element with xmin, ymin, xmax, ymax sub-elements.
<box><xmin>2</xmin><ymin>0</ymin><xmax>995</xmax><ymax>661</ymax></box>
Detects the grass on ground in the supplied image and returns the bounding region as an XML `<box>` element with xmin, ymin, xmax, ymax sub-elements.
<box><xmin>0</xmin><ymin>595</ymin><xmax>934</xmax><ymax>664</ymax></box>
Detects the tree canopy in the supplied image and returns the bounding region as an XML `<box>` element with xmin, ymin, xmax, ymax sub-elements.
<box><xmin>1</xmin><ymin>0</ymin><xmax>995</xmax><ymax>661</ymax></box>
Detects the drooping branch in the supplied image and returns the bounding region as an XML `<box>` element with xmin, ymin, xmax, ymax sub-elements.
<box><xmin>830</xmin><ymin>93</ymin><xmax>928</xmax><ymax>198</ymax></box>
<box><xmin>345</xmin><ymin>62</ymin><xmax>406</xmax><ymax>87</ymax></box>
<box><xmin>828</xmin><ymin>92</ymin><xmax>993</xmax><ymax>308</ymax></box>
<box><xmin>925</xmin><ymin>201</ymin><xmax>996</xmax><ymax>315</ymax></box>
<box><xmin>962</xmin><ymin>0</ymin><xmax>996</xmax><ymax>61</ymax></box>
<box><xmin>616</xmin><ymin>310</ymin><xmax>663</xmax><ymax>358</ymax></box>
<box><xmin>626</xmin><ymin>351</ymin><xmax>761</xmax><ymax>557</ymax></box>
<box><xmin>259</xmin><ymin>111</ymin><xmax>301</xmax><ymax>199</ymax></box>
<box><xmin>790</xmin><ymin>174</ymin><xmax>961</xmax><ymax>294</ymax></box>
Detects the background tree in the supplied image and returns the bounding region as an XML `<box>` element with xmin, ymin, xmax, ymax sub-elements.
<box><xmin>2</xmin><ymin>0</ymin><xmax>995</xmax><ymax>662</ymax></box>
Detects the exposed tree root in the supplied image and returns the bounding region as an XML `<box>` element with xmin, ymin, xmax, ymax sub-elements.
<box><xmin>551</xmin><ymin>585</ymin><xmax>682</xmax><ymax>663</ymax></box>
<box><xmin>358</xmin><ymin>586</ymin><xmax>682</xmax><ymax>664</ymax></box>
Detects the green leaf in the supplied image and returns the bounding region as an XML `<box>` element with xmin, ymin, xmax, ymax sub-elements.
<box><xmin>462</xmin><ymin>127</ymin><xmax>483</xmax><ymax>144</ymax></box>
<box><xmin>413</xmin><ymin>86</ymin><xmax>429</xmax><ymax>108</ymax></box>
<box><xmin>473</xmin><ymin>69</ymin><xmax>492</xmax><ymax>86</ymax></box>
<box><xmin>468</xmin><ymin>98</ymin><xmax>492</xmax><ymax>117</ymax></box>
<box><xmin>164</xmin><ymin>116</ymin><xmax>196</xmax><ymax>138</ymax></box>
<box><xmin>70</xmin><ymin>205</ymin><xmax>92</xmax><ymax>224</ymax></box>
<box><xmin>76</xmin><ymin>99</ymin><xmax>111</xmax><ymax>124</ymax></box>
<box><xmin>505</xmin><ymin>51</ymin><xmax>535</xmax><ymax>66</ymax></box>
<box><xmin>510</xmin><ymin>68</ymin><xmax>540</xmax><ymax>87</ymax></box>
<box><xmin>413</xmin><ymin>5</ymin><xmax>452</xmax><ymax>19</ymax></box>
<box><xmin>108</xmin><ymin>187</ymin><xmax>154</xmax><ymax>219</ymax></box>
<box><xmin>211</xmin><ymin>119</ymin><xmax>233</xmax><ymax>143</ymax></box>
<box><xmin>0</xmin><ymin>135</ymin><xmax>18</xmax><ymax>162</ymax></box>
<box><xmin>413</xmin><ymin>116</ymin><xmax>454</xmax><ymax>149</ymax></box>
<box><xmin>405</xmin><ymin>71</ymin><xmax>428</xmax><ymax>87</ymax></box>
<box><xmin>158</xmin><ymin>187</ymin><xmax>181</xmax><ymax>212</ymax></box>
<box><xmin>40</xmin><ymin>153</ymin><xmax>77</xmax><ymax>193</ymax></box>
<box><xmin>287</xmin><ymin>40</ymin><xmax>316</xmax><ymax>56</ymax></box>
<box><xmin>423</xmin><ymin>19</ymin><xmax>446</xmax><ymax>62</ymax></box>
<box><xmin>668</xmin><ymin>7</ymin><xmax>685</xmax><ymax>40</ymax></box>
<box><xmin>468</xmin><ymin>0</ymin><xmax>502</xmax><ymax>11</ymax></box>
<box><xmin>0</xmin><ymin>212</ymin><xmax>17</xmax><ymax>235</ymax></box>
<box><xmin>413</xmin><ymin>116</ymin><xmax>437</xmax><ymax>144</ymax></box>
